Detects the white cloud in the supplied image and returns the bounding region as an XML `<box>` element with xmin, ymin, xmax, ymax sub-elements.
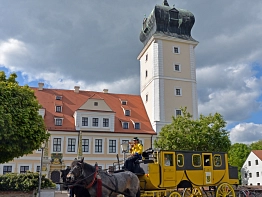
<box><xmin>230</xmin><ymin>123</ymin><xmax>262</xmax><ymax>144</ymax></box>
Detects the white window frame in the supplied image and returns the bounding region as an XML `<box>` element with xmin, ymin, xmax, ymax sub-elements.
<box><xmin>134</xmin><ymin>122</ymin><xmax>141</xmax><ymax>129</ymax></box>
<box><xmin>175</xmin><ymin>88</ymin><xmax>182</xmax><ymax>96</ymax></box>
<box><xmin>93</xmin><ymin>138</ymin><xmax>104</xmax><ymax>154</ymax></box>
<box><xmin>18</xmin><ymin>164</ymin><xmax>32</xmax><ymax>173</ymax></box>
<box><xmin>82</xmin><ymin>137</ymin><xmax>91</xmax><ymax>154</ymax></box>
<box><xmin>55</xmin><ymin>105</ymin><xmax>62</xmax><ymax>113</ymax></box>
<box><xmin>54</xmin><ymin>118</ymin><xmax>63</xmax><ymax>126</ymax></box>
<box><xmin>173</xmin><ymin>63</ymin><xmax>181</xmax><ymax>72</ymax></box>
<box><xmin>51</xmin><ymin>136</ymin><xmax>64</xmax><ymax>153</ymax></box>
<box><xmin>66</xmin><ymin>137</ymin><xmax>78</xmax><ymax>154</ymax></box>
<box><xmin>107</xmin><ymin>138</ymin><xmax>118</xmax><ymax>154</ymax></box>
<box><xmin>173</xmin><ymin>46</ymin><xmax>180</xmax><ymax>54</ymax></box>
<box><xmin>55</xmin><ymin>95</ymin><xmax>62</xmax><ymax>100</ymax></box>
<box><xmin>1</xmin><ymin>164</ymin><xmax>15</xmax><ymax>174</ymax></box>
<box><xmin>92</xmin><ymin>117</ymin><xmax>99</xmax><ymax>127</ymax></box>
<box><xmin>122</xmin><ymin>122</ymin><xmax>129</xmax><ymax>129</ymax></box>
<box><xmin>124</xmin><ymin>110</ymin><xmax>131</xmax><ymax>116</ymax></box>
<box><xmin>103</xmin><ymin>118</ymin><xmax>109</xmax><ymax>127</ymax></box>
<box><xmin>82</xmin><ymin>117</ymin><xmax>88</xmax><ymax>126</ymax></box>
<box><xmin>121</xmin><ymin>100</ymin><xmax>127</xmax><ymax>105</ymax></box>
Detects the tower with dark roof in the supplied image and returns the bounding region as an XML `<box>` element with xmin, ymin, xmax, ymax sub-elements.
<box><xmin>137</xmin><ymin>0</ymin><xmax>198</xmax><ymax>133</ymax></box>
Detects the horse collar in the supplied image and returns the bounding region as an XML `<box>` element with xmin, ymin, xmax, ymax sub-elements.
<box><xmin>85</xmin><ymin>165</ymin><xmax>99</xmax><ymax>189</ymax></box>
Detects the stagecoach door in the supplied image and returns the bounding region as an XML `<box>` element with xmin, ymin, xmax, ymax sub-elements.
<box><xmin>202</xmin><ymin>153</ymin><xmax>213</xmax><ymax>185</ymax></box>
<box><xmin>161</xmin><ymin>152</ymin><xmax>176</xmax><ymax>187</ymax></box>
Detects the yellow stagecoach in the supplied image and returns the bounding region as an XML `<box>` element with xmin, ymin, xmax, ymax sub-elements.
<box><xmin>114</xmin><ymin>149</ymin><xmax>239</xmax><ymax>197</ymax></box>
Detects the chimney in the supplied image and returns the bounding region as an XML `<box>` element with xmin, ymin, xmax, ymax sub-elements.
<box><xmin>103</xmin><ymin>89</ymin><xmax>108</xmax><ymax>93</ymax></box>
<box><xmin>74</xmin><ymin>86</ymin><xmax>80</xmax><ymax>93</ymax></box>
<box><xmin>38</xmin><ymin>82</ymin><xmax>44</xmax><ymax>91</ymax></box>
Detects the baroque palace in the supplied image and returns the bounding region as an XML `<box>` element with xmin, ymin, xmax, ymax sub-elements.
<box><xmin>0</xmin><ymin>0</ymin><xmax>198</xmax><ymax>183</ymax></box>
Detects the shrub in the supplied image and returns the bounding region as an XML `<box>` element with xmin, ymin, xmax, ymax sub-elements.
<box><xmin>0</xmin><ymin>172</ymin><xmax>56</xmax><ymax>192</ymax></box>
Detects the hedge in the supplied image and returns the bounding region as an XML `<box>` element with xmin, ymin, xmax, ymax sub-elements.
<box><xmin>0</xmin><ymin>172</ymin><xmax>55</xmax><ymax>192</ymax></box>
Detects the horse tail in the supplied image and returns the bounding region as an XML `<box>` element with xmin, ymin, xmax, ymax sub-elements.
<box><xmin>136</xmin><ymin>187</ymin><xmax>140</xmax><ymax>197</ymax></box>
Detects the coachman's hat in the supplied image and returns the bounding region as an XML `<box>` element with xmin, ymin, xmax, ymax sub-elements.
<box><xmin>133</xmin><ymin>137</ymin><xmax>139</xmax><ymax>141</ymax></box>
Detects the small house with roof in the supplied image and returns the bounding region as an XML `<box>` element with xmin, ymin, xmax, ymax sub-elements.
<box><xmin>241</xmin><ymin>150</ymin><xmax>262</xmax><ymax>186</ymax></box>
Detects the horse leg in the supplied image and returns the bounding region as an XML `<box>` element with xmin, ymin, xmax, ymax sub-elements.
<box><xmin>136</xmin><ymin>188</ymin><xmax>140</xmax><ymax>197</ymax></box>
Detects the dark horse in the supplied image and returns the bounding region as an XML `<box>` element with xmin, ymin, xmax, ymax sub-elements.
<box><xmin>66</xmin><ymin>158</ymin><xmax>140</xmax><ymax>197</ymax></box>
<box><xmin>61</xmin><ymin>167</ymin><xmax>91</xmax><ymax>197</ymax></box>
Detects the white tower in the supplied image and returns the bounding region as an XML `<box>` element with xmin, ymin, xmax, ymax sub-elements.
<box><xmin>137</xmin><ymin>1</ymin><xmax>198</xmax><ymax>134</ymax></box>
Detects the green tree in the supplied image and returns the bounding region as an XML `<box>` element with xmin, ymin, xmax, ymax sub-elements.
<box><xmin>228</xmin><ymin>143</ymin><xmax>250</xmax><ymax>169</ymax></box>
<box><xmin>154</xmin><ymin>108</ymin><xmax>231</xmax><ymax>152</ymax></box>
<box><xmin>0</xmin><ymin>71</ymin><xmax>49</xmax><ymax>163</ymax></box>
<box><xmin>250</xmin><ymin>140</ymin><xmax>262</xmax><ymax>150</ymax></box>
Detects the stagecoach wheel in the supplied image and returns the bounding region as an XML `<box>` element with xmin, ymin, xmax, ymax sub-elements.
<box><xmin>216</xmin><ymin>183</ymin><xmax>235</xmax><ymax>197</ymax></box>
<box><xmin>168</xmin><ymin>191</ymin><xmax>182</xmax><ymax>197</ymax></box>
<box><xmin>183</xmin><ymin>187</ymin><xmax>203</xmax><ymax>197</ymax></box>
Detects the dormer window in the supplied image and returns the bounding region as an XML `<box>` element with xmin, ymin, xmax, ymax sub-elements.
<box><xmin>56</xmin><ymin>95</ymin><xmax>62</xmax><ymax>100</ymax></box>
<box><xmin>121</xmin><ymin>100</ymin><xmax>127</xmax><ymax>105</ymax></box>
<box><xmin>56</xmin><ymin>106</ymin><xmax>62</xmax><ymax>113</ymax></box>
<box><xmin>122</xmin><ymin>122</ymin><xmax>129</xmax><ymax>129</ymax></box>
<box><xmin>134</xmin><ymin>122</ymin><xmax>140</xmax><ymax>129</ymax></box>
<box><xmin>94</xmin><ymin>102</ymin><xmax>98</xmax><ymax>106</ymax></box>
<box><xmin>125</xmin><ymin>110</ymin><xmax>131</xmax><ymax>116</ymax></box>
<box><xmin>55</xmin><ymin>118</ymin><xmax>63</xmax><ymax>126</ymax></box>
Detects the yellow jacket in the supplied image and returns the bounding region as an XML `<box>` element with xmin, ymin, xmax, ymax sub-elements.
<box><xmin>130</xmin><ymin>143</ymin><xmax>143</xmax><ymax>155</ymax></box>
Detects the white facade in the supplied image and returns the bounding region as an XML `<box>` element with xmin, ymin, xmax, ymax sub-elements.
<box><xmin>241</xmin><ymin>151</ymin><xmax>262</xmax><ymax>186</ymax></box>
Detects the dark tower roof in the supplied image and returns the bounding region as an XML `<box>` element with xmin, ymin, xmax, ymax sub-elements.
<box><xmin>140</xmin><ymin>1</ymin><xmax>197</xmax><ymax>45</ymax></box>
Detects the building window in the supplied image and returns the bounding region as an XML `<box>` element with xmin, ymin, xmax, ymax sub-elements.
<box><xmin>175</xmin><ymin>88</ymin><xmax>182</xmax><ymax>96</ymax></box>
<box><xmin>175</xmin><ymin>109</ymin><xmax>182</xmax><ymax>116</ymax></box>
<box><xmin>134</xmin><ymin>122</ymin><xmax>140</xmax><ymax>129</ymax></box>
<box><xmin>125</xmin><ymin>110</ymin><xmax>130</xmax><ymax>116</ymax></box>
<box><xmin>3</xmin><ymin>166</ymin><xmax>12</xmax><ymax>174</ymax></box>
<box><xmin>248</xmin><ymin>161</ymin><xmax>251</xmax><ymax>166</ymax></box>
<box><xmin>244</xmin><ymin>173</ymin><xmax>247</xmax><ymax>178</ymax></box>
<box><xmin>255</xmin><ymin>160</ymin><xmax>258</xmax><ymax>165</ymax></box>
<box><xmin>174</xmin><ymin>64</ymin><xmax>181</xmax><ymax>72</ymax></box>
<box><xmin>56</xmin><ymin>106</ymin><xmax>62</xmax><ymax>112</ymax></box>
<box><xmin>256</xmin><ymin>172</ymin><xmax>259</xmax><ymax>177</ymax></box>
<box><xmin>20</xmin><ymin>166</ymin><xmax>29</xmax><ymax>173</ymax></box>
<box><xmin>146</xmin><ymin>54</ymin><xmax>148</xmax><ymax>61</ymax></box>
<box><xmin>121</xmin><ymin>101</ymin><xmax>127</xmax><ymax>105</ymax></box>
<box><xmin>92</xmin><ymin>118</ymin><xmax>99</xmax><ymax>127</ymax></box>
<box><xmin>82</xmin><ymin>117</ymin><xmax>88</xmax><ymax>126</ymax></box>
<box><xmin>249</xmin><ymin>173</ymin><xmax>252</xmax><ymax>178</ymax></box>
<box><xmin>55</xmin><ymin>118</ymin><xmax>63</xmax><ymax>126</ymax></box>
<box><xmin>109</xmin><ymin>140</ymin><xmax>116</xmax><ymax>153</ymax></box>
<box><xmin>36</xmin><ymin>166</ymin><xmax>40</xmax><ymax>172</ymax></box>
<box><xmin>103</xmin><ymin>118</ymin><xmax>109</xmax><ymax>127</ymax></box>
<box><xmin>145</xmin><ymin>70</ymin><xmax>148</xmax><ymax>78</ymax></box>
<box><xmin>122</xmin><ymin>122</ymin><xmax>129</xmax><ymax>129</ymax></box>
<box><xmin>94</xmin><ymin>102</ymin><xmax>98</xmax><ymax>106</ymax></box>
<box><xmin>67</xmin><ymin>138</ymin><xmax>76</xmax><ymax>152</ymax></box>
<box><xmin>95</xmin><ymin>139</ymin><xmax>102</xmax><ymax>153</ymax></box>
<box><xmin>82</xmin><ymin>139</ymin><xmax>89</xmax><ymax>153</ymax></box>
<box><xmin>56</xmin><ymin>95</ymin><xmax>62</xmax><ymax>100</ymax></box>
<box><xmin>173</xmin><ymin>46</ymin><xmax>180</xmax><ymax>54</ymax></box>
<box><xmin>146</xmin><ymin>94</ymin><xmax>148</xmax><ymax>102</ymax></box>
<box><xmin>53</xmin><ymin>138</ymin><xmax>61</xmax><ymax>152</ymax></box>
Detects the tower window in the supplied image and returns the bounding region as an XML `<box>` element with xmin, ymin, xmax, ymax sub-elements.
<box><xmin>146</xmin><ymin>54</ymin><xmax>148</xmax><ymax>61</ymax></box>
<box><xmin>175</xmin><ymin>88</ymin><xmax>182</xmax><ymax>96</ymax></box>
<box><xmin>173</xmin><ymin>46</ymin><xmax>180</xmax><ymax>54</ymax></box>
<box><xmin>174</xmin><ymin>64</ymin><xmax>181</xmax><ymax>72</ymax></box>
<box><xmin>145</xmin><ymin>70</ymin><xmax>148</xmax><ymax>78</ymax></box>
<box><xmin>146</xmin><ymin>94</ymin><xmax>148</xmax><ymax>102</ymax></box>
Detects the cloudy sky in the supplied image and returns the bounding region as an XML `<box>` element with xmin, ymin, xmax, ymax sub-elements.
<box><xmin>1</xmin><ymin>0</ymin><xmax>262</xmax><ymax>145</ymax></box>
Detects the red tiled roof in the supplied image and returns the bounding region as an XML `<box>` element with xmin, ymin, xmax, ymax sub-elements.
<box><xmin>252</xmin><ymin>150</ymin><xmax>262</xmax><ymax>160</ymax></box>
<box><xmin>32</xmin><ymin>87</ymin><xmax>156</xmax><ymax>135</ymax></box>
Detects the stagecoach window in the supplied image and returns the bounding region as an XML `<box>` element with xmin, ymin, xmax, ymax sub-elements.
<box><xmin>164</xmin><ymin>154</ymin><xmax>173</xmax><ymax>166</ymax></box>
<box><xmin>177</xmin><ymin>154</ymin><xmax>184</xmax><ymax>167</ymax></box>
<box><xmin>67</xmin><ymin>138</ymin><xmax>76</xmax><ymax>152</ymax></box>
<box><xmin>53</xmin><ymin>138</ymin><xmax>61</xmax><ymax>152</ymax></box>
<box><xmin>192</xmin><ymin>154</ymin><xmax>201</xmax><ymax>167</ymax></box>
<box><xmin>213</xmin><ymin>155</ymin><xmax>222</xmax><ymax>166</ymax></box>
<box><xmin>95</xmin><ymin>139</ymin><xmax>103</xmax><ymax>153</ymax></box>
<box><xmin>82</xmin><ymin>139</ymin><xmax>89</xmax><ymax>152</ymax></box>
<box><xmin>3</xmin><ymin>166</ymin><xmax>12</xmax><ymax>174</ymax></box>
<box><xmin>20</xmin><ymin>166</ymin><xmax>29</xmax><ymax>173</ymax></box>
<box><xmin>109</xmin><ymin>140</ymin><xmax>116</xmax><ymax>153</ymax></box>
<box><xmin>82</xmin><ymin>117</ymin><xmax>88</xmax><ymax>126</ymax></box>
<box><xmin>204</xmin><ymin>155</ymin><xmax>211</xmax><ymax>166</ymax></box>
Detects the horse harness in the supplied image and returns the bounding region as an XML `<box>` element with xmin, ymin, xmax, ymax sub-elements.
<box><xmin>69</xmin><ymin>165</ymin><xmax>133</xmax><ymax>197</ymax></box>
